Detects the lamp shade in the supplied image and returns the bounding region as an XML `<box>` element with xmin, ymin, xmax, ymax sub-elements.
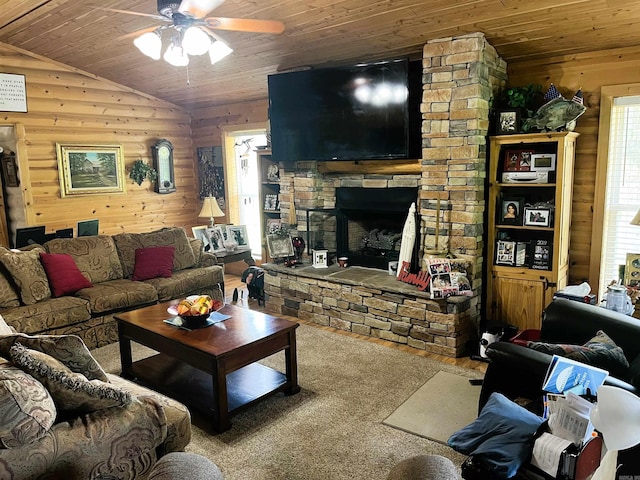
<box><xmin>590</xmin><ymin>385</ymin><xmax>640</xmax><ymax>451</ymax></box>
<box><xmin>631</xmin><ymin>207</ymin><xmax>640</xmax><ymax>226</ymax></box>
<box><xmin>199</xmin><ymin>197</ymin><xmax>224</xmax><ymax>224</ymax></box>
<box><xmin>164</xmin><ymin>43</ymin><xmax>189</xmax><ymax>66</ymax></box>
<box><xmin>208</xmin><ymin>40</ymin><xmax>233</xmax><ymax>64</ymax></box>
<box><xmin>134</xmin><ymin>31</ymin><xmax>162</xmax><ymax>60</ymax></box>
<box><xmin>182</xmin><ymin>26</ymin><xmax>211</xmax><ymax>56</ymax></box>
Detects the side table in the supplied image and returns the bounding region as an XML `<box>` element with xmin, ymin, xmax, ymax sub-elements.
<box><xmin>214</xmin><ymin>246</ymin><xmax>256</xmax><ymax>266</ymax></box>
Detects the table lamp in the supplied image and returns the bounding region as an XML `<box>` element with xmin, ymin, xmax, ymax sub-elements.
<box><xmin>589</xmin><ymin>385</ymin><xmax>640</xmax><ymax>479</ymax></box>
<box><xmin>199</xmin><ymin>197</ymin><xmax>224</xmax><ymax>228</ymax></box>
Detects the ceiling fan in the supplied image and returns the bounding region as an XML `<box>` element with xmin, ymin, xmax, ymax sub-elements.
<box><xmin>102</xmin><ymin>0</ymin><xmax>285</xmax><ymax>67</ymax></box>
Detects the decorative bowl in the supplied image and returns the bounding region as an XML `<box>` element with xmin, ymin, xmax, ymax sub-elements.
<box><xmin>167</xmin><ymin>295</ymin><xmax>223</xmax><ymax>327</ymax></box>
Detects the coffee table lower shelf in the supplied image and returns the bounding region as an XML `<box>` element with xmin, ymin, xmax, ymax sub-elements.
<box><xmin>125</xmin><ymin>353</ymin><xmax>288</xmax><ymax>429</ymax></box>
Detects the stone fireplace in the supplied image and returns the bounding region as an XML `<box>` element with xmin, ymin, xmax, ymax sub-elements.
<box><xmin>307</xmin><ymin>187</ymin><xmax>420</xmax><ymax>270</ymax></box>
<box><xmin>263</xmin><ymin>33</ymin><xmax>507</xmax><ymax>357</ymax></box>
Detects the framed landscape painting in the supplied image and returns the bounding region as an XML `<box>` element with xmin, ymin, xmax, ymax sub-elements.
<box><xmin>56</xmin><ymin>143</ymin><xmax>126</xmax><ymax>197</ymax></box>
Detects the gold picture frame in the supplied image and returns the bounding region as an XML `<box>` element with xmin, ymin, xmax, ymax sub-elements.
<box><xmin>625</xmin><ymin>253</ymin><xmax>640</xmax><ymax>287</ymax></box>
<box><xmin>56</xmin><ymin>143</ymin><xmax>126</xmax><ymax>197</ymax></box>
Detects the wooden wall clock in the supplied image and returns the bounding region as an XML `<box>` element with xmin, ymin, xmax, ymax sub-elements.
<box><xmin>152</xmin><ymin>139</ymin><xmax>176</xmax><ymax>194</ymax></box>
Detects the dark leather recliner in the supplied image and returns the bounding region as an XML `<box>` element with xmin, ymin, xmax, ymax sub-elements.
<box><xmin>479</xmin><ymin>298</ymin><xmax>640</xmax><ymax>414</ymax></box>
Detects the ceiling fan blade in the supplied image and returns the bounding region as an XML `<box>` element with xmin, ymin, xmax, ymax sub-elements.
<box><xmin>178</xmin><ymin>0</ymin><xmax>225</xmax><ymax>19</ymax></box>
<box><xmin>94</xmin><ymin>7</ymin><xmax>168</xmax><ymax>22</ymax></box>
<box><xmin>203</xmin><ymin>17</ymin><xmax>285</xmax><ymax>34</ymax></box>
<box><xmin>117</xmin><ymin>26</ymin><xmax>161</xmax><ymax>41</ymax></box>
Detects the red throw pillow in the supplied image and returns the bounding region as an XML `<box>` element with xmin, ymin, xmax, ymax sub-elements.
<box><xmin>132</xmin><ymin>246</ymin><xmax>175</xmax><ymax>281</ymax></box>
<box><xmin>39</xmin><ymin>252</ymin><xmax>93</xmax><ymax>297</ymax></box>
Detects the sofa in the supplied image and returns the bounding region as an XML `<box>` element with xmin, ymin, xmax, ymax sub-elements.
<box><xmin>480</xmin><ymin>298</ymin><xmax>640</xmax><ymax>414</ymax></box>
<box><xmin>0</xmin><ymin>227</ymin><xmax>225</xmax><ymax>350</ymax></box>
<box><xmin>0</xmin><ymin>317</ymin><xmax>193</xmax><ymax>479</ymax></box>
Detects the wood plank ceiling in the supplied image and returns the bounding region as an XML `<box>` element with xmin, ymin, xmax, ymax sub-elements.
<box><xmin>2</xmin><ymin>0</ymin><xmax>640</xmax><ymax>110</ymax></box>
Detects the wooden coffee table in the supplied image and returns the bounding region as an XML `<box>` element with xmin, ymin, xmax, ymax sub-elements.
<box><xmin>115</xmin><ymin>302</ymin><xmax>300</xmax><ymax>433</ymax></box>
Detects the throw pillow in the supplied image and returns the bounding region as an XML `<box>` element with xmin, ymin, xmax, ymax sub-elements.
<box><xmin>0</xmin><ymin>251</ymin><xmax>20</xmax><ymax>308</ymax></box>
<box><xmin>0</xmin><ymin>334</ymin><xmax>108</xmax><ymax>382</ymax></box>
<box><xmin>448</xmin><ymin>392</ymin><xmax>545</xmax><ymax>478</ymax></box>
<box><xmin>0</xmin><ymin>247</ymin><xmax>51</xmax><ymax>305</ymax></box>
<box><xmin>132</xmin><ymin>246</ymin><xmax>175</xmax><ymax>281</ymax></box>
<box><xmin>10</xmin><ymin>343</ymin><xmax>131</xmax><ymax>413</ymax></box>
<box><xmin>527</xmin><ymin>330</ymin><xmax>630</xmax><ymax>378</ymax></box>
<box><xmin>0</xmin><ymin>362</ymin><xmax>56</xmax><ymax>448</ymax></box>
<box><xmin>39</xmin><ymin>252</ymin><xmax>93</xmax><ymax>297</ymax></box>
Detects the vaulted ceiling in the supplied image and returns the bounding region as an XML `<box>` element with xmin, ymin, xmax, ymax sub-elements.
<box><xmin>2</xmin><ymin>0</ymin><xmax>640</xmax><ymax>110</ymax></box>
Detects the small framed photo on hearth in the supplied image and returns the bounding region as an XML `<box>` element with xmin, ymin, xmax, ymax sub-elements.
<box><xmin>495</xmin><ymin>109</ymin><xmax>520</xmax><ymax>135</ymax></box>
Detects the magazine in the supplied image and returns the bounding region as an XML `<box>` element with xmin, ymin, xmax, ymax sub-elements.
<box><xmin>542</xmin><ymin>354</ymin><xmax>608</xmax><ymax>396</ymax></box>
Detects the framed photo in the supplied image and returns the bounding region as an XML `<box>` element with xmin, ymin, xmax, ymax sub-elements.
<box><xmin>56</xmin><ymin>143</ymin><xmax>126</xmax><ymax>197</ymax></box>
<box><xmin>495</xmin><ymin>109</ymin><xmax>520</xmax><ymax>135</ymax></box>
<box><xmin>503</xmin><ymin>150</ymin><xmax>535</xmax><ymax>172</ymax></box>
<box><xmin>495</xmin><ymin>240</ymin><xmax>516</xmax><ymax>266</ymax></box>
<box><xmin>266</xmin><ymin>218</ymin><xmax>282</xmax><ymax>235</ymax></box>
<box><xmin>625</xmin><ymin>253</ymin><xmax>640</xmax><ymax>287</ymax></box>
<box><xmin>312</xmin><ymin>249</ymin><xmax>329</xmax><ymax>268</ymax></box>
<box><xmin>498</xmin><ymin>196</ymin><xmax>524</xmax><ymax>225</ymax></box>
<box><xmin>206</xmin><ymin>226</ymin><xmax>225</xmax><ymax>253</ymax></box>
<box><xmin>267</xmin><ymin>234</ymin><xmax>294</xmax><ymax>258</ymax></box>
<box><xmin>0</xmin><ymin>153</ymin><xmax>19</xmax><ymax>187</ymax></box>
<box><xmin>226</xmin><ymin>225</ymin><xmax>249</xmax><ymax>247</ymax></box>
<box><xmin>530</xmin><ymin>153</ymin><xmax>557</xmax><ymax>172</ymax></box>
<box><xmin>191</xmin><ymin>225</ymin><xmax>211</xmax><ymax>251</ymax></box>
<box><xmin>523</xmin><ymin>207</ymin><xmax>552</xmax><ymax>227</ymax></box>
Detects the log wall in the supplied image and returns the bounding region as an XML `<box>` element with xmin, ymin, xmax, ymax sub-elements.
<box><xmin>508</xmin><ymin>45</ymin><xmax>640</xmax><ymax>288</ymax></box>
<box><xmin>0</xmin><ymin>43</ymin><xmax>199</xmax><ymax>244</ymax></box>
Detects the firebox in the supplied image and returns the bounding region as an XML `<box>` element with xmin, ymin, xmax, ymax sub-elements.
<box><xmin>305</xmin><ymin>187</ymin><xmax>419</xmax><ymax>270</ymax></box>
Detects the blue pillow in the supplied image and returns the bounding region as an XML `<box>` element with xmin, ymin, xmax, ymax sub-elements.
<box><xmin>448</xmin><ymin>392</ymin><xmax>545</xmax><ymax>478</ymax></box>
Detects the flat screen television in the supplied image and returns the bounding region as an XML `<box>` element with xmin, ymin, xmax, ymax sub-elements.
<box><xmin>268</xmin><ymin>58</ymin><xmax>421</xmax><ymax>163</ymax></box>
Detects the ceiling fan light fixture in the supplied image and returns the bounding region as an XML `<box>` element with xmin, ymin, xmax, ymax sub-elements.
<box><xmin>208</xmin><ymin>40</ymin><xmax>233</xmax><ymax>64</ymax></box>
<box><xmin>182</xmin><ymin>26</ymin><xmax>212</xmax><ymax>56</ymax></box>
<box><xmin>164</xmin><ymin>43</ymin><xmax>190</xmax><ymax>66</ymax></box>
<box><xmin>134</xmin><ymin>31</ymin><xmax>163</xmax><ymax>60</ymax></box>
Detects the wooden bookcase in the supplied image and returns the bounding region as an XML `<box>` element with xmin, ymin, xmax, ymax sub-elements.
<box><xmin>485</xmin><ymin>132</ymin><xmax>579</xmax><ymax>331</ymax></box>
<box><xmin>256</xmin><ymin>149</ymin><xmax>281</xmax><ymax>263</ymax></box>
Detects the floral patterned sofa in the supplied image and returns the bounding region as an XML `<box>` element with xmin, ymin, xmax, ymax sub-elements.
<box><xmin>0</xmin><ymin>227</ymin><xmax>224</xmax><ymax>350</ymax></box>
<box><xmin>0</xmin><ymin>319</ymin><xmax>193</xmax><ymax>479</ymax></box>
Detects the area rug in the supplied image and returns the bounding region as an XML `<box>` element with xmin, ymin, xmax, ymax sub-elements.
<box><xmin>383</xmin><ymin>371</ymin><xmax>481</xmax><ymax>444</ymax></box>
<box><xmin>92</xmin><ymin>323</ymin><xmax>482</xmax><ymax>480</ymax></box>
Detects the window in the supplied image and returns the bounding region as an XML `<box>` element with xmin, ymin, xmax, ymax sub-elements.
<box><xmin>593</xmin><ymin>88</ymin><xmax>640</xmax><ymax>297</ymax></box>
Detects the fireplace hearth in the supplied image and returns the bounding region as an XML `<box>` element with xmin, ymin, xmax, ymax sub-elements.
<box><xmin>306</xmin><ymin>187</ymin><xmax>419</xmax><ymax>270</ymax></box>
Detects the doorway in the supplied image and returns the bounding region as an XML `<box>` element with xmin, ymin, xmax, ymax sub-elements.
<box><xmin>222</xmin><ymin>125</ymin><xmax>267</xmax><ymax>262</ymax></box>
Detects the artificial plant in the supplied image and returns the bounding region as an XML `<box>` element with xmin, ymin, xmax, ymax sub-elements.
<box><xmin>129</xmin><ymin>160</ymin><xmax>158</xmax><ymax>186</ymax></box>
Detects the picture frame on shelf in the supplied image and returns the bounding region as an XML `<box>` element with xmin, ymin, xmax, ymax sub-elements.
<box><xmin>531</xmin><ymin>239</ymin><xmax>552</xmax><ymax>270</ymax></box>
<box><xmin>266</xmin><ymin>234</ymin><xmax>294</xmax><ymax>258</ymax></box>
<box><xmin>503</xmin><ymin>150</ymin><xmax>535</xmax><ymax>172</ymax></box>
<box><xmin>494</xmin><ymin>109</ymin><xmax>520</xmax><ymax>135</ymax></box>
<box><xmin>624</xmin><ymin>253</ymin><xmax>640</xmax><ymax>287</ymax></box>
<box><xmin>226</xmin><ymin>225</ymin><xmax>249</xmax><ymax>247</ymax></box>
<box><xmin>523</xmin><ymin>207</ymin><xmax>552</xmax><ymax>227</ymax></box>
<box><xmin>498</xmin><ymin>196</ymin><xmax>524</xmax><ymax>226</ymax></box>
<box><xmin>495</xmin><ymin>240</ymin><xmax>517</xmax><ymax>266</ymax></box>
<box><xmin>266</xmin><ymin>218</ymin><xmax>282</xmax><ymax>235</ymax></box>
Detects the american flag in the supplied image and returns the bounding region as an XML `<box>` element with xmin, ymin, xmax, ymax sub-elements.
<box><xmin>572</xmin><ymin>89</ymin><xmax>584</xmax><ymax>105</ymax></box>
<box><xmin>544</xmin><ymin>83</ymin><xmax>561</xmax><ymax>101</ymax></box>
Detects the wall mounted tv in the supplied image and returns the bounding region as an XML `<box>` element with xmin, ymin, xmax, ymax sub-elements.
<box><xmin>268</xmin><ymin>58</ymin><xmax>421</xmax><ymax>163</ymax></box>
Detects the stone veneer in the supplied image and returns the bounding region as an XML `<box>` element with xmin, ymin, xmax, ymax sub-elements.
<box><xmin>264</xmin><ymin>33</ymin><xmax>507</xmax><ymax>357</ymax></box>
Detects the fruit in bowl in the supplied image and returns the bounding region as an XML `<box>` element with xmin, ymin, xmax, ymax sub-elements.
<box><xmin>168</xmin><ymin>295</ymin><xmax>223</xmax><ymax>326</ymax></box>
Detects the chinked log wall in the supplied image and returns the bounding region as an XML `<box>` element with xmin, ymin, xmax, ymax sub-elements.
<box><xmin>264</xmin><ymin>33</ymin><xmax>507</xmax><ymax>357</ymax></box>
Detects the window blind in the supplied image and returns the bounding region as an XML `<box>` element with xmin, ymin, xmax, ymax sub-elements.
<box><xmin>599</xmin><ymin>96</ymin><xmax>640</xmax><ymax>295</ymax></box>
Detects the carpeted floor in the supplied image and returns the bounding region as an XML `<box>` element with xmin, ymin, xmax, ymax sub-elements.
<box><xmin>92</xmin><ymin>323</ymin><xmax>483</xmax><ymax>480</ymax></box>
<box><xmin>383</xmin><ymin>371</ymin><xmax>482</xmax><ymax>444</ymax></box>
